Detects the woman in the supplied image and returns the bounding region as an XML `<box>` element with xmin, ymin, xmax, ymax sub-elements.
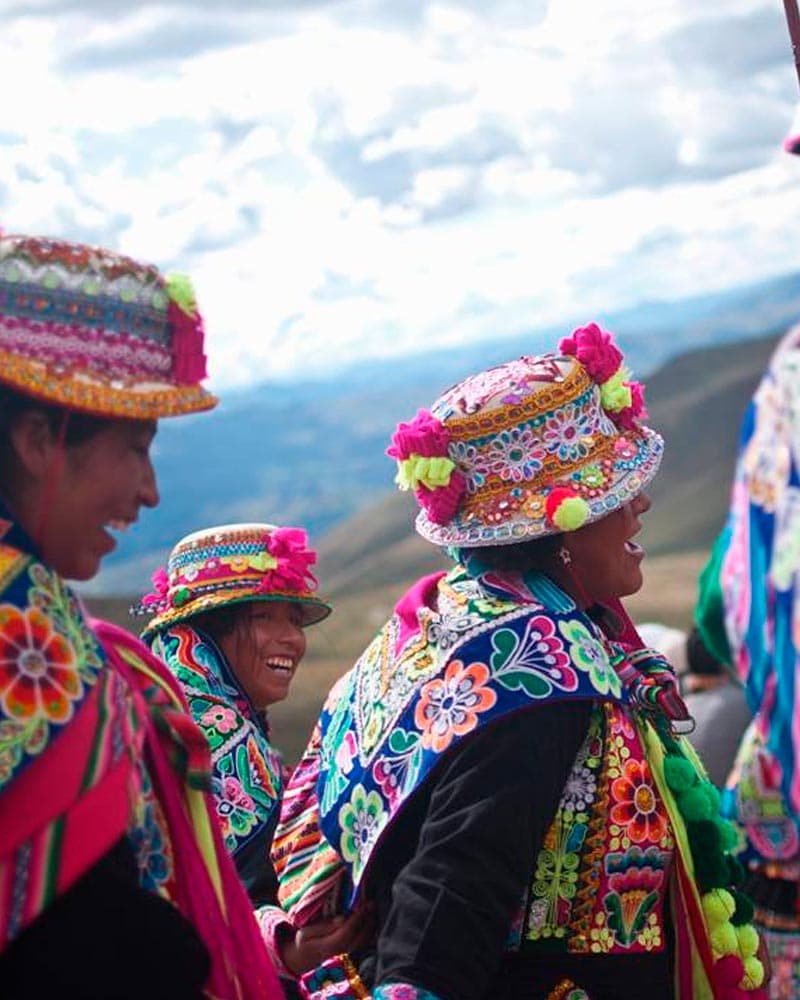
<box><xmin>0</xmin><ymin>231</ymin><xmax>282</xmax><ymax>998</ymax></box>
<box><xmin>270</xmin><ymin>325</ymin><xmax>768</xmax><ymax>999</ymax></box>
<box><xmin>712</xmin><ymin>325</ymin><xmax>800</xmax><ymax>999</ymax></box>
<box><xmin>135</xmin><ymin>521</ymin><xmax>331</xmax><ymax>907</ymax></box>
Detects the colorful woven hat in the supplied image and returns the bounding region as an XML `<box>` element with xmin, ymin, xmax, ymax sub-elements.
<box><xmin>387</xmin><ymin>323</ymin><xmax>663</xmax><ymax>547</ymax></box>
<box><xmin>0</xmin><ymin>230</ymin><xmax>215</xmax><ymax>418</ymax></box>
<box><xmin>135</xmin><ymin>523</ymin><xmax>331</xmax><ymax>638</ymax></box>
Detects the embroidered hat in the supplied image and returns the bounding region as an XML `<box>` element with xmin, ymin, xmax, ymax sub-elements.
<box><xmin>135</xmin><ymin>523</ymin><xmax>331</xmax><ymax>637</ymax></box>
<box><xmin>387</xmin><ymin>323</ymin><xmax>663</xmax><ymax>547</ymax></box>
<box><xmin>0</xmin><ymin>230</ymin><xmax>215</xmax><ymax>418</ymax></box>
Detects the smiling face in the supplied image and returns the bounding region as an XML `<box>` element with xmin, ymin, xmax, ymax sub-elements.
<box><xmin>561</xmin><ymin>491</ymin><xmax>652</xmax><ymax>605</ymax></box>
<box><xmin>9</xmin><ymin>413</ymin><xmax>160</xmax><ymax>581</ymax></box>
<box><xmin>217</xmin><ymin>601</ymin><xmax>307</xmax><ymax>710</ymax></box>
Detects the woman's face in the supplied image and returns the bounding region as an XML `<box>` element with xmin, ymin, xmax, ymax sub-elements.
<box><xmin>19</xmin><ymin>417</ymin><xmax>159</xmax><ymax>581</ymax></box>
<box><xmin>562</xmin><ymin>491</ymin><xmax>652</xmax><ymax>604</ymax></box>
<box><xmin>218</xmin><ymin>601</ymin><xmax>307</xmax><ymax>710</ymax></box>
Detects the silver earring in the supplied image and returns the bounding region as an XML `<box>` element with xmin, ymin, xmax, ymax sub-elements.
<box><xmin>558</xmin><ymin>545</ymin><xmax>572</xmax><ymax>565</ymax></box>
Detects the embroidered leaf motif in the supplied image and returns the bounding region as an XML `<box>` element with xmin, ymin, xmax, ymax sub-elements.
<box><xmin>489</xmin><ymin>618</ymin><xmax>577</xmax><ymax>699</ymax></box>
<box><xmin>387</xmin><ymin>727</ymin><xmax>419</xmax><ymax>755</ymax></box>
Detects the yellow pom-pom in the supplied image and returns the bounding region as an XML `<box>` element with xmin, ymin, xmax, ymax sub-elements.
<box><xmin>739</xmin><ymin>956</ymin><xmax>765</xmax><ymax>990</ymax></box>
<box><xmin>395</xmin><ymin>454</ymin><xmax>455</xmax><ymax>491</ymax></box>
<box><xmin>599</xmin><ymin>369</ymin><xmax>633</xmax><ymax>412</ymax></box>
<box><xmin>552</xmin><ymin>496</ymin><xmax>590</xmax><ymax>531</ymax></box>
<box><xmin>735</xmin><ymin>924</ymin><xmax>759</xmax><ymax>959</ymax></box>
<box><xmin>701</xmin><ymin>889</ymin><xmax>736</xmax><ymax>928</ymax></box>
<box><xmin>709</xmin><ymin>921</ymin><xmax>738</xmax><ymax>957</ymax></box>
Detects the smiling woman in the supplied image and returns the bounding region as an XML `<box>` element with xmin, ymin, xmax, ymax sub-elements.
<box><xmin>0</xmin><ymin>230</ymin><xmax>283</xmax><ymax>1000</ymax></box>
<box><xmin>133</xmin><ymin>522</ymin><xmax>330</xmax><ymax>908</ymax></box>
<box><xmin>269</xmin><ymin>324</ymin><xmax>770</xmax><ymax>1000</ymax></box>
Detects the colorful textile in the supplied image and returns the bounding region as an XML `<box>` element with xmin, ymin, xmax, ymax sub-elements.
<box><xmin>0</xmin><ymin>232</ymin><xmax>215</xmax><ymax>418</ymax></box>
<box><xmin>0</xmin><ymin>506</ymin><xmax>283</xmax><ymax>998</ymax></box>
<box><xmin>275</xmin><ymin>566</ymin><xmax>766</xmax><ymax>997</ymax></box>
<box><xmin>150</xmin><ymin>623</ymin><xmax>284</xmax><ymax>857</ymax></box>
<box><xmin>386</xmin><ymin>324</ymin><xmax>662</xmax><ymax>547</ymax></box>
<box><xmin>719</xmin><ymin>327</ymin><xmax>800</xmax><ymax>815</ymax></box>
<box><xmin>136</xmin><ymin>522</ymin><xmax>330</xmax><ymax>636</ymax></box>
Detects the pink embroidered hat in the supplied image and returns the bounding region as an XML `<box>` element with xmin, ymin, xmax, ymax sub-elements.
<box><xmin>135</xmin><ymin>522</ymin><xmax>331</xmax><ymax>638</ymax></box>
<box><xmin>387</xmin><ymin>323</ymin><xmax>663</xmax><ymax>547</ymax></box>
<box><xmin>0</xmin><ymin>230</ymin><xmax>215</xmax><ymax>418</ymax></box>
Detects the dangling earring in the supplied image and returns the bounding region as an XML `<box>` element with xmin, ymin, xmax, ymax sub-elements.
<box><xmin>558</xmin><ymin>545</ymin><xmax>572</xmax><ymax>566</ymax></box>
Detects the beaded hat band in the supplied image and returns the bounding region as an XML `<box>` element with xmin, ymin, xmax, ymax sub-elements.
<box><xmin>0</xmin><ymin>232</ymin><xmax>216</xmax><ymax>419</ymax></box>
<box><xmin>135</xmin><ymin>522</ymin><xmax>331</xmax><ymax>638</ymax></box>
<box><xmin>388</xmin><ymin>323</ymin><xmax>663</xmax><ymax>547</ymax></box>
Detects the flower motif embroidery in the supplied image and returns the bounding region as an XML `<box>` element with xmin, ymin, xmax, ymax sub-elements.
<box><xmin>613</xmin><ymin>437</ymin><xmax>637</xmax><ymax>461</ymax></box>
<box><xmin>0</xmin><ymin>605</ymin><xmax>82</xmax><ymax>723</ymax></box>
<box><xmin>200</xmin><ymin>704</ymin><xmax>238</xmax><ymax>734</ymax></box>
<box><xmin>339</xmin><ymin>784</ymin><xmax>386</xmax><ymax>873</ymax></box>
<box><xmin>610</xmin><ymin>759</ymin><xmax>668</xmax><ymax>844</ymax></box>
<box><xmin>558</xmin><ymin>619</ymin><xmax>621</xmax><ymax>698</ymax></box>
<box><xmin>449</xmin><ymin>440</ymin><xmax>484</xmax><ymax>494</ymax></box>
<box><xmin>485</xmin><ymin>427</ymin><xmax>546</xmax><ymax>482</ymax></box>
<box><xmin>542</xmin><ymin>403</ymin><xmax>595</xmax><ymax>462</ymax></box>
<box><xmin>560</xmin><ymin>762</ymin><xmax>597</xmax><ymax>814</ymax></box>
<box><xmin>215</xmin><ymin>774</ymin><xmax>259</xmax><ymax>842</ymax></box>
<box><xmin>578</xmin><ymin>465</ymin><xmax>606</xmax><ymax>490</ymax></box>
<box><xmin>414</xmin><ymin>659</ymin><xmax>497</xmax><ymax>753</ymax></box>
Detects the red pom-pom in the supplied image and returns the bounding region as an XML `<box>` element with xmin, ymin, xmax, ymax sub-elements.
<box><xmin>545</xmin><ymin>486</ymin><xmax>578</xmax><ymax>523</ymax></box>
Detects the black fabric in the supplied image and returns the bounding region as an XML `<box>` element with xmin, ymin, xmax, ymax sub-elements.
<box><xmin>235</xmin><ymin>809</ymin><xmax>280</xmax><ymax>906</ymax></box>
<box><xmin>356</xmin><ymin>700</ymin><xmax>673</xmax><ymax>1000</ymax></box>
<box><xmin>0</xmin><ymin>836</ymin><xmax>210</xmax><ymax>999</ymax></box>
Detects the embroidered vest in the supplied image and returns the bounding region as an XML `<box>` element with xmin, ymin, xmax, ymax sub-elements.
<box><xmin>511</xmin><ymin>702</ymin><xmax>674</xmax><ymax>958</ymax></box>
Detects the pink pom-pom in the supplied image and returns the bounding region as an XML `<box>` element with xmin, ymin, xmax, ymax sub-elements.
<box><xmin>169</xmin><ymin>300</ymin><xmax>208</xmax><ymax>384</ymax></box>
<box><xmin>264</xmin><ymin>527</ymin><xmax>318</xmax><ymax>591</ymax></box>
<box><xmin>559</xmin><ymin>322</ymin><xmax>624</xmax><ymax>384</ymax></box>
<box><xmin>386</xmin><ymin>409</ymin><xmax>450</xmax><ymax>460</ymax></box>
<box><xmin>141</xmin><ymin>566</ymin><xmax>170</xmax><ymax>607</ymax></box>
<box><xmin>615</xmin><ymin>381</ymin><xmax>648</xmax><ymax>429</ymax></box>
<box><xmin>416</xmin><ymin>470</ymin><xmax>466</xmax><ymax>525</ymax></box>
<box><xmin>713</xmin><ymin>955</ymin><xmax>746</xmax><ymax>989</ymax></box>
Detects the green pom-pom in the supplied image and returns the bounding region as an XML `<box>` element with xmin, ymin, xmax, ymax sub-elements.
<box><xmin>664</xmin><ymin>755</ymin><xmax>696</xmax><ymax>792</ymax></box>
<box><xmin>735</xmin><ymin>924</ymin><xmax>759</xmax><ymax>959</ymax></box>
<box><xmin>679</xmin><ymin>784</ymin><xmax>715</xmax><ymax>822</ymax></box>
<box><xmin>701</xmin><ymin>889</ymin><xmax>736</xmax><ymax>927</ymax></box>
<box><xmin>709</xmin><ymin>921</ymin><xmax>737</xmax><ymax>956</ymax></box>
<box><xmin>730</xmin><ymin>891</ymin><xmax>755</xmax><ymax>927</ymax></box>
<box><xmin>552</xmin><ymin>496</ymin><xmax>590</xmax><ymax>531</ymax></box>
<box><xmin>701</xmin><ymin>782</ymin><xmax>722</xmax><ymax>813</ymax></box>
<box><xmin>171</xmin><ymin>586</ymin><xmax>191</xmax><ymax>607</ymax></box>
<box><xmin>727</xmin><ymin>855</ymin><xmax>745</xmax><ymax>886</ymax></box>
<box><xmin>740</xmin><ymin>955</ymin><xmax>765</xmax><ymax>990</ymax></box>
<box><xmin>715</xmin><ymin>818</ymin><xmax>739</xmax><ymax>853</ymax></box>
<box><xmin>165</xmin><ymin>272</ymin><xmax>198</xmax><ymax>317</ymax></box>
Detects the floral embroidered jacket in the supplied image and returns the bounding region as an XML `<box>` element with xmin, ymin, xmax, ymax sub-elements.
<box><xmin>272</xmin><ymin>564</ymin><xmax>735</xmax><ymax>1000</ymax></box>
<box><xmin>149</xmin><ymin>623</ymin><xmax>285</xmax><ymax>904</ymax></box>
<box><xmin>0</xmin><ymin>505</ymin><xmax>283</xmax><ymax>998</ymax></box>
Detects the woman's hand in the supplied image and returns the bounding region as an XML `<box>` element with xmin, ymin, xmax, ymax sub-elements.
<box><xmin>280</xmin><ymin>906</ymin><xmax>374</xmax><ymax>976</ymax></box>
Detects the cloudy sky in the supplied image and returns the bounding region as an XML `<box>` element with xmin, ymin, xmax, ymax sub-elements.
<box><xmin>2</xmin><ymin>0</ymin><xmax>799</xmax><ymax>387</ymax></box>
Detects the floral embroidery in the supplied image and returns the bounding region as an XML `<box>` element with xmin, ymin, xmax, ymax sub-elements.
<box><xmin>542</xmin><ymin>401</ymin><xmax>595</xmax><ymax>462</ymax></box>
<box><xmin>558</xmin><ymin>619</ymin><xmax>621</xmax><ymax>697</ymax></box>
<box><xmin>214</xmin><ymin>773</ymin><xmax>260</xmax><ymax>844</ymax></box>
<box><xmin>610</xmin><ymin>758</ymin><xmax>668</xmax><ymax>844</ymax></box>
<box><xmin>485</xmin><ymin>426</ymin><xmax>547</xmax><ymax>482</ymax></box>
<box><xmin>339</xmin><ymin>783</ymin><xmax>386</xmax><ymax>877</ymax></box>
<box><xmin>449</xmin><ymin>440</ymin><xmax>484</xmax><ymax>494</ymax></box>
<box><xmin>603</xmin><ymin>847</ymin><xmax>666</xmax><ymax>946</ymax></box>
<box><xmin>200</xmin><ymin>704</ymin><xmax>238</xmax><ymax>734</ymax></box>
<box><xmin>0</xmin><ymin>605</ymin><xmax>82</xmax><ymax>723</ymax></box>
<box><xmin>490</xmin><ymin>617</ymin><xmax>577</xmax><ymax>699</ymax></box>
<box><xmin>415</xmin><ymin>659</ymin><xmax>496</xmax><ymax>752</ymax></box>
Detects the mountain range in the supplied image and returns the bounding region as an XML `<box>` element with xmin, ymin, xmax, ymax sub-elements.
<box><xmin>88</xmin><ymin>269</ymin><xmax>800</xmax><ymax>595</ymax></box>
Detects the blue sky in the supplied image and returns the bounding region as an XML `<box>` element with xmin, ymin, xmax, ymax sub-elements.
<box><xmin>2</xmin><ymin>0</ymin><xmax>799</xmax><ymax>387</ymax></box>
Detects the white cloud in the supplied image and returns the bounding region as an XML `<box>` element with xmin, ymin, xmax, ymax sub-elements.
<box><xmin>0</xmin><ymin>0</ymin><xmax>798</xmax><ymax>389</ymax></box>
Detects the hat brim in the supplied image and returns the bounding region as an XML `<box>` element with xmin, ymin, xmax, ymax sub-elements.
<box><xmin>140</xmin><ymin>588</ymin><xmax>332</xmax><ymax>639</ymax></box>
<box><xmin>0</xmin><ymin>348</ymin><xmax>217</xmax><ymax>419</ymax></box>
<box><xmin>415</xmin><ymin>425</ymin><xmax>664</xmax><ymax>547</ymax></box>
